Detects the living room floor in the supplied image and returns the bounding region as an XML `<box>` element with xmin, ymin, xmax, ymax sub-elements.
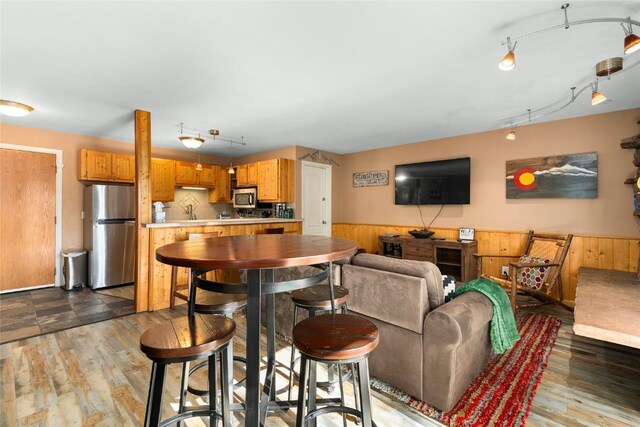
<box><xmin>0</xmin><ymin>301</ymin><xmax>638</xmax><ymax>426</ymax></box>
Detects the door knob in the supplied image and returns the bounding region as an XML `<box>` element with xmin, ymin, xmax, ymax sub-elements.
<box><xmin>322</xmin><ymin>221</ymin><xmax>327</xmax><ymax>224</ymax></box>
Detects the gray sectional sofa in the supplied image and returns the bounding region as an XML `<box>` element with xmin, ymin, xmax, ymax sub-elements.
<box><xmin>266</xmin><ymin>252</ymin><xmax>494</xmax><ymax>412</ymax></box>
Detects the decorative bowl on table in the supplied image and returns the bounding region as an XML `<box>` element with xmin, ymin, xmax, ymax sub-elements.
<box><xmin>409</xmin><ymin>229</ymin><xmax>435</xmax><ymax>239</ymax></box>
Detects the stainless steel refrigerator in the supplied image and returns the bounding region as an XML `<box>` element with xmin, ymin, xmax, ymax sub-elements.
<box><xmin>83</xmin><ymin>184</ymin><xmax>136</xmax><ymax>289</ymax></box>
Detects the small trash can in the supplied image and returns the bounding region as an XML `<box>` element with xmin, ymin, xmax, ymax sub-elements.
<box><xmin>61</xmin><ymin>249</ymin><xmax>87</xmax><ymax>291</ymax></box>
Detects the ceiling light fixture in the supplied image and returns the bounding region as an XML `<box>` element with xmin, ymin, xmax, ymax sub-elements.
<box><xmin>506</xmin><ymin>127</ymin><xmax>517</xmax><ymax>140</ymax></box>
<box><xmin>498</xmin><ymin>3</ymin><xmax>640</xmax><ymax>72</ymax></box>
<box><xmin>498</xmin><ymin>37</ymin><xmax>517</xmax><ymax>71</ymax></box>
<box><xmin>228</xmin><ymin>160</ymin><xmax>235</xmax><ymax>174</ymax></box>
<box><xmin>0</xmin><ymin>99</ymin><xmax>34</xmax><ymax>117</ymax></box>
<box><xmin>590</xmin><ymin>82</ymin><xmax>607</xmax><ymax>106</ymax></box>
<box><xmin>622</xmin><ymin>18</ymin><xmax>640</xmax><ymax>54</ymax></box>
<box><xmin>178</xmin><ymin>123</ymin><xmax>204</xmax><ymax>149</ymax></box>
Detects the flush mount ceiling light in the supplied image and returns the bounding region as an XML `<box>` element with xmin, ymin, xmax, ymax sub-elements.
<box><xmin>498</xmin><ymin>3</ymin><xmax>640</xmax><ymax>72</ymax></box>
<box><xmin>0</xmin><ymin>99</ymin><xmax>34</xmax><ymax>117</ymax></box>
<box><xmin>178</xmin><ymin>123</ymin><xmax>204</xmax><ymax>149</ymax></box>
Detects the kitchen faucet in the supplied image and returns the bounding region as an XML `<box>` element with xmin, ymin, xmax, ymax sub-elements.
<box><xmin>186</xmin><ymin>204</ymin><xmax>196</xmax><ymax>220</ymax></box>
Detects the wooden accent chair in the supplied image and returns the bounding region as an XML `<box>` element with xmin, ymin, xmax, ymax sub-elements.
<box><xmin>476</xmin><ymin>231</ymin><xmax>573</xmax><ymax>314</ymax></box>
<box><xmin>170</xmin><ymin>231</ymin><xmax>219</xmax><ymax>308</ymax></box>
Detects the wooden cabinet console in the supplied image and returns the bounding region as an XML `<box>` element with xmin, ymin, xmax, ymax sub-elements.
<box><xmin>378</xmin><ymin>235</ymin><xmax>477</xmax><ymax>282</ymax></box>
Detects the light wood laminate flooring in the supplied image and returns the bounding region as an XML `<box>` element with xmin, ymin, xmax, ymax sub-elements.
<box><xmin>0</xmin><ymin>302</ymin><xmax>638</xmax><ymax>426</ymax></box>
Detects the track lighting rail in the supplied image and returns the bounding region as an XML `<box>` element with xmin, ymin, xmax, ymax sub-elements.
<box><xmin>175</xmin><ymin>123</ymin><xmax>246</xmax><ymax>146</ymax></box>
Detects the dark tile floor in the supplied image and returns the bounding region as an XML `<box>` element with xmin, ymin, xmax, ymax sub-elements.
<box><xmin>0</xmin><ymin>286</ymin><xmax>135</xmax><ymax>344</ymax></box>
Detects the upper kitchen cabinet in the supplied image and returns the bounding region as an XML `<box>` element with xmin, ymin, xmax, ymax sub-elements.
<box><xmin>236</xmin><ymin>162</ymin><xmax>259</xmax><ymax>187</ymax></box>
<box><xmin>208</xmin><ymin>166</ymin><xmax>232</xmax><ymax>203</ymax></box>
<box><xmin>78</xmin><ymin>149</ymin><xmax>135</xmax><ymax>183</ymax></box>
<box><xmin>151</xmin><ymin>158</ymin><xmax>176</xmax><ymax>202</ymax></box>
<box><xmin>257</xmin><ymin>158</ymin><xmax>294</xmax><ymax>202</ymax></box>
<box><xmin>175</xmin><ymin>161</ymin><xmax>216</xmax><ymax>188</ymax></box>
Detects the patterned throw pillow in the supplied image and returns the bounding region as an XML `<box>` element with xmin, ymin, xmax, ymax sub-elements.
<box><xmin>442</xmin><ymin>275</ymin><xmax>457</xmax><ymax>302</ymax></box>
<box><xmin>517</xmin><ymin>255</ymin><xmax>552</xmax><ymax>291</ymax></box>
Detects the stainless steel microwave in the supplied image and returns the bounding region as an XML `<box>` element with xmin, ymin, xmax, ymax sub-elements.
<box><xmin>233</xmin><ymin>188</ymin><xmax>257</xmax><ymax>208</ymax></box>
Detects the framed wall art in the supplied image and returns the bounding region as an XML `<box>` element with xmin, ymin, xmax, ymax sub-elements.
<box><xmin>353</xmin><ymin>170</ymin><xmax>389</xmax><ymax>187</ymax></box>
<box><xmin>506</xmin><ymin>152</ymin><xmax>597</xmax><ymax>199</ymax></box>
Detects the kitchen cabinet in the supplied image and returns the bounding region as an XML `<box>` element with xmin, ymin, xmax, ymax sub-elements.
<box><xmin>78</xmin><ymin>149</ymin><xmax>135</xmax><ymax>183</ymax></box>
<box><xmin>208</xmin><ymin>166</ymin><xmax>232</xmax><ymax>203</ymax></box>
<box><xmin>257</xmin><ymin>158</ymin><xmax>294</xmax><ymax>202</ymax></box>
<box><xmin>236</xmin><ymin>162</ymin><xmax>259</xmax><ymax>187</ymax></box>
<box><xmin>151</xmin><ymin>158</ymin><xmax>176</xmax><ymax>202</ymax></box>
<box><xmin>174</xmin><ymin>161</ymin><xmax>216</xmax><ymax>188</ymax></box>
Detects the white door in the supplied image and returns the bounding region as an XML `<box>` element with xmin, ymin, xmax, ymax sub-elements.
<box><xmin>301</xmin><ymin>161</ymin><xmax>331</xmax><ymax>236</ymax></box>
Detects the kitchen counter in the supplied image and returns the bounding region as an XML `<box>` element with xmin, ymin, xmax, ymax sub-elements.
<box><xmin>144</xmin><ymin>218</ymin><xmax>302</xmax><ymax>228</ymax></box>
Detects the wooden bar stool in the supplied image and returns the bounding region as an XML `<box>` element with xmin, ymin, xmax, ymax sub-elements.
<box><xmin>168</xmin><ymin>232</ymin><xmax>248</xmax><ymax>408</ymax></box>
<box><xmin>294</xmin><ymin>313</ymin><xmax>379</xmax><ymax>427</ymax></box>
<box><xmin>287</xmin><ymin>285</ymin><xmax>350</xmax><ymax>401</ymax></box>
<box><xmin>140</xmin><ymin>314</ymin><xmax>235</xmax><ymax>427</ymax></box>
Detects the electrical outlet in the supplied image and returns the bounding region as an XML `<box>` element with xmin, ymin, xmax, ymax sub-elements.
<box><xmin>501</xmin><ymin>266</ymin><xmax>509</xmax><ymax>277</ymax></box>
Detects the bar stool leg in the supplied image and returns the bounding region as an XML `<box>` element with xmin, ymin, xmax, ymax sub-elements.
<box><xmin>220</xmin><ymin>346</ymin><xmax>231</xmax><ymax>427</ymax></box>
<box><xmin>337</xmin><ymin>364</ymin><xmax>348</xmax><ymax>427</ymax></box>
<box><xmin>287</xmin><ymin>304</ymin><xmax>299</xmax><ymax>401</ymax></box>
<box><xmin>208</xmin><ymin>354</ymin><xmax>217</xmax><ymax>425</ymax></box>
<box><xmin>308</xmin><ymin>360</ymin><xmax>317</xmax><ymax>427</ymax></box>
<box><xmin>144</xmin><ymin>362</ymin><xmax>167</xmax><ymax>427</ymax></box>
<box><xmin>357</xmin><ymin>359</ymin><xmax>373</xmax><ymax>427</ymax></box>
<box><xmin>177</xmin><ymin>361</ymin><xmax>190</xmax><ymax>427</ymax></box>
<box><xmin>296</xmin><ymin>354</ymin><xmax>309</xmax><ymax>427</ymax></box>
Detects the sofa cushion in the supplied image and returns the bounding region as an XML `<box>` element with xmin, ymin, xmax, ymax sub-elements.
<box><xmin>351</xmin><ymin>253</ymin><xmax>444</xmax><ymax>309</ymax></box>
<box><xmin>342</xmin><ymin>264</ymin><xmax>428</xmax><ymax>334</ymax></box>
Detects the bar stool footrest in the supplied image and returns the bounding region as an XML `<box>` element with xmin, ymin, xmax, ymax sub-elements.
<box><xmin>159</xmin><ymin>405</ymin><xmax>223</xmax><ymax>427</ymax></box>
<box><xmin>305</xmin><ymin>405</ymin><xmax>377</xmax><ymax>426</ymax></box>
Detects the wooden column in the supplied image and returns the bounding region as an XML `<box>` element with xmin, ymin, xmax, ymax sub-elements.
<box><xmin>135</xmin><ymin>110</ymin><xmax>152</xmax><ymax>312</ymax></box>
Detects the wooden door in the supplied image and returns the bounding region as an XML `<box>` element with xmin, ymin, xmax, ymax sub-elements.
<box><xmin>1</xmin><ymin>149</ymin><xmax>56</xmax><ymax>291</ymax></box>
<box><xmin>258</xmin><ymin>159</ymin><xmax>278</xmax><ymax>200</ymax></box>
<box><xmin>197</xmin><ymin>165</ymin><xmax>216</xmax><ymax>188</ymax></box>
<box><xmin>112</xmin><ymin>153</ymin><xmax>135</xmax><ymax>182</ymax></box>
<box><xmin>151</xmin><ymin>159</ymin><xmax>175</xmax><ymax>201</ymax></box>
<box><xmin>79</xmin><ymin>149</ymin><xmax>112</xmax><ymax>180</ymax></box>
<box><xmin>175</xmin><ymin>161</ymin><xmax>197</xmax><ymax>185</ymax></box>
<box><xmin>236</xmin><ymin>164</ymin><xmax>249</xmax><ymax>186</ymax></box>
<box><xmin>247</xmin><ymin>162</ymin><xmax>258</xmax><ymax>186</ymax></box>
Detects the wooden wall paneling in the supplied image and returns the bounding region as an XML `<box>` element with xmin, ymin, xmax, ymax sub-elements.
<box><xmin>613</xmin><ymin>239</ymin><xmax>631</xmax><ymax>271</ymax></box>
<box><xmin>134</xmin><ymin>110</ymin><xmax>151</xmax><ymax>313</ymax></box>
<box><xmin>332</xmin><ymin>223</ymin><xmax>639</xmax><ymax>306</ymax></box>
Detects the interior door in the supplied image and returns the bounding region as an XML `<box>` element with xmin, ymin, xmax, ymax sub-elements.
<box><xmin>0</xmin><ymin>149</ymin><xmax>56</xmax><ymax>291</ymax></box>
<box><xmin>301</xmin><ymin>161</ymin><xmax>332</xmax><ymax>236</ymax></box>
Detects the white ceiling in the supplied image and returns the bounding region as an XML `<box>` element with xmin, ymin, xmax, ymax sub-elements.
<box><xmin>1</xmin><ymin>1</ymin><xmax>639</xmax><ymax>157</ymax></box>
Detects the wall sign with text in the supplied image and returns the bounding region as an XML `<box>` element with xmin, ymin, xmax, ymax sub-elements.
<box><xmin>352</xmin><ymin>170</ymin><xmax>389</xmax><ymax>187</ymax></box>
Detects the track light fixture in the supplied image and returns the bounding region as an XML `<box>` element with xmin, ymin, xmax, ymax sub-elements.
<box><xmin>622</xmin><ymin>18</ymin><xmax>640</xmax><ymax>54</ymax></box>
<box><xmin>590</xmin><ymin>82</ymin><xmax>607</xmax><ymax>106</ymax></box>
<box><xmin>498</xmin><ymin>37</ymin><xmax>517</xmax><ymax>71</ymax></box>
<box><xmin>175</xmin><ymin>124</ymin><xmax>246</xmax><ymax>150</ymax></box>
<box><xmin>506</xmin><ymin>127</ymin><xmax>516</xmax><ymax>140</ymax></box>
<box><xmin>499</xmin><ymin>3</ymin><xmax>640</xmax><ymax>72</ymax></box>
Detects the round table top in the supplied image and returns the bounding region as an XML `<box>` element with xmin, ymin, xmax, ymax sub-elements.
<box><xmin>156</xmin><ymin>234</ymin><xmax>358</xmax><ymax>270</ymax></box>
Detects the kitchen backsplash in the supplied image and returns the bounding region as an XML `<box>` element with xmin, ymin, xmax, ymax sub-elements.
<box><xmin>163</xmin><ymin>188</ymin><xmax>232</xmax><ymax>221</ymax></box>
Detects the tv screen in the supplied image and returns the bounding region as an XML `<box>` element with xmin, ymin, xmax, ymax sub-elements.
<box><xmin>394</xmin><ymin>157</ymin><xmax>470</xmax><ymax>205</ymax></box>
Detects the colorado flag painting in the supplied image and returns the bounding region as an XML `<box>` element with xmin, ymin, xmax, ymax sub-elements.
<box><xmin>506</xmin><ymin>152</ymin><xmax>597</xmax><ymax>199</ymax></box>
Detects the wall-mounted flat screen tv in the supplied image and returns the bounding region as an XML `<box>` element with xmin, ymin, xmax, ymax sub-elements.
<box><xmin>394</xmin><ymin>157</ymin><xmax>470</xmax><ymax>205</ymax></box>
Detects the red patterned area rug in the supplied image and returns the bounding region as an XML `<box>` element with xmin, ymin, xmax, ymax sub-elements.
<box><xmin>370</xmin><ymin>312</ymin><xmax>561</xmax><ymax>427</ymax></box>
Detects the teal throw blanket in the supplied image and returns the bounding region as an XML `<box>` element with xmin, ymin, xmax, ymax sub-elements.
<box><xmin>455</xmin><ymin>278</ymin><xmax>520</xmax><ymax>354</ymax></box>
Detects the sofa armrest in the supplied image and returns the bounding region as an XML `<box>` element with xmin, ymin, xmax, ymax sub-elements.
<box><xmin>424</xmin><ymin>291</ymin><xmax>493</xmax><ymax>347</ymax></box>
<box><xmin>422</xmin><ymin>291</ymin><xmax>493</xmax><ymax>412</ymax></box>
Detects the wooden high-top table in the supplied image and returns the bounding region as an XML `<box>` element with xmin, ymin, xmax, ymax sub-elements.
<box><xmin>156</xmin><ymin>234</ymin><xmax>357</xmax><ymax>426</ymax></box>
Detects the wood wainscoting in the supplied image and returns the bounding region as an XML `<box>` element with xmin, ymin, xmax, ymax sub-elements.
<box><xmin>332</xmin><ymin>224</ymin><xmax>639</xmax><ymax>306</ymax></box>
